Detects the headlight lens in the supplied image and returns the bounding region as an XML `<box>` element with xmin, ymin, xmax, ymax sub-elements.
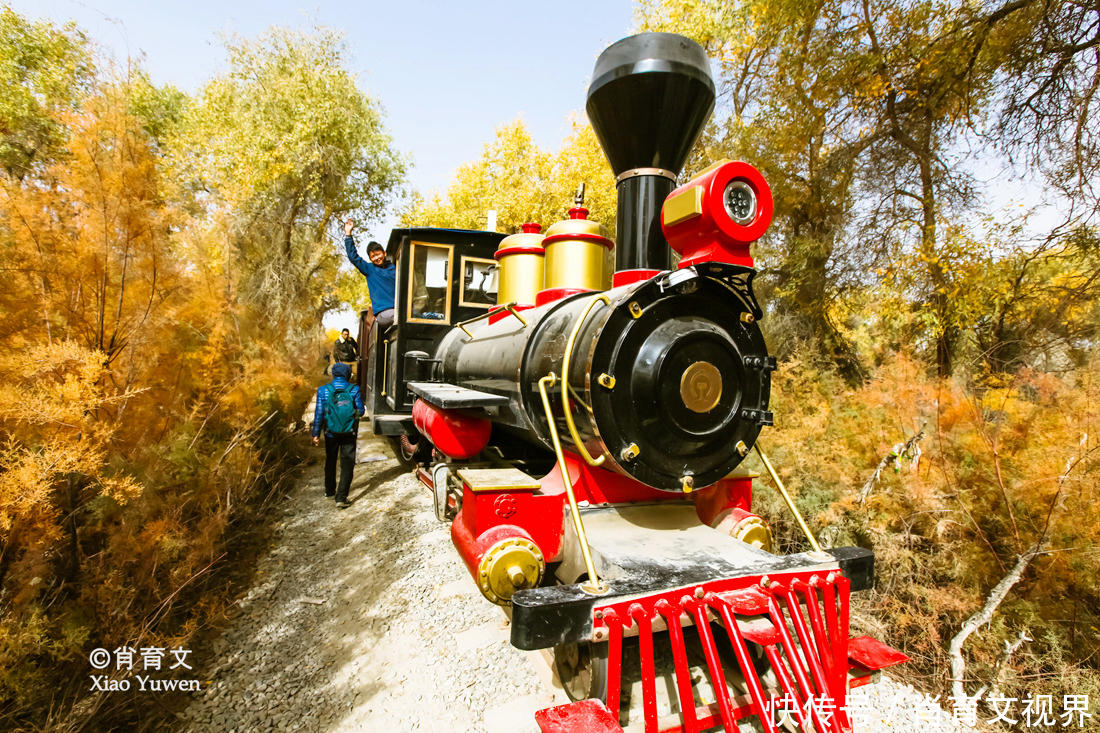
<box><xmin>723</xmin><ymin>180</ymin><xmax>756</xmax><ymax>225</ymax></box>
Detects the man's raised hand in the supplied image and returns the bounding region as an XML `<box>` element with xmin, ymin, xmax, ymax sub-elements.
<box><xmin>344</xmin><ymin>219</ymin><xmax>354</xmax><ymax>237</ymax></box>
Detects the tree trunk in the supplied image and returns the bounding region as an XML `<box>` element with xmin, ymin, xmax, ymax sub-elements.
<box><xmin>63</xmin><ymin>474</ymin><xmax>82</xmax><ymax>583</ymax></box>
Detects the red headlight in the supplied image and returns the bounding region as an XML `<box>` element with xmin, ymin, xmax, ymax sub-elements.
<box><xmin>660</xmin><ymin>160</ymin><xmax>773</xmax><ymax>268</ymax></box>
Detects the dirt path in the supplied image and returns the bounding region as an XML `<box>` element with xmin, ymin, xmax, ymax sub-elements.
<box><xmin>179</xmin><ymin>432</ymin><xmax>560</xmax><ymax>733</ymax></box>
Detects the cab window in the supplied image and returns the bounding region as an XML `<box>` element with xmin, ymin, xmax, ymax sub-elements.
<box><xmin>460</xmin><ymin>256</ymin><xmax>498</xmax><ymax>308</ymax></box>
<box><xmin>407</xmin><ymin>242</ymin><xmax>454</xmax><ymax>323</ymax></box>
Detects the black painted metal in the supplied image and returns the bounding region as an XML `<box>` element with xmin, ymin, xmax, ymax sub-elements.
<box><xmin>615</xmin><ymin>174</ymin><xmax>676</xmax><ymax>272</ymax></box>
<box><xmin>586</xmin><ymin>33</ymin><xmax>715</xmax><ymax>176</ymax></box>
<box><xmin>359</xmin><ymin>228</ymin><xmax>506</xmax><ymax>435</ymax></box>
<box><xmin>434</xmin><ymin>266</ymin><xmax>771</xmax><ymax>491</ymax></box>
<box><xmin>586</xmin><ymin>33</ymin><xmax>715</xmax><ymax>270</ymax></box>
<box><xmin>582</xmin><ymin>267</ymin><xmax>770</xmax><ymax>490</ymax></box>
<box><xmin>407</xmin><ymin>382</ymin><xmax>510</xmax><ymax>409</ymax></box>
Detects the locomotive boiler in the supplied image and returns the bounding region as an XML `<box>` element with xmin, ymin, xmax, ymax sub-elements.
<box><xmin>357</xmin><ymin>32</ymin><xmax>906</xmax><ymax>733</ymax></box>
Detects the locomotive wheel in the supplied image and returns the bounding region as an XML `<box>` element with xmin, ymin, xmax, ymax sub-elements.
<box><xmin>554</xmin><ymin>641</ymin><xmax>609</xmax><ymax>702</ymax></box>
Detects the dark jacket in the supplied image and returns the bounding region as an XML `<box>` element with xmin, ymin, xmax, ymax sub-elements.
<box><xmin>311</xmin><ymin>374</ymin><xmax>364</xmax><ymax>438</ymax></box>
<box><xmin>333</xmin><ymin>335</ymin><xmax>358</xmax><ymax>362</ymax></box>
<box><xmin>344</xmin><ymin>236</ymin><xmax>397</xmax><ymax>313</ymax></box>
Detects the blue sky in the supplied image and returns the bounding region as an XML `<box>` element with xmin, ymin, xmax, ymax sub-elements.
<box><xmin>12</xmin><ymin>0</ymin><xmax>638</xmax><ymax>240</ymax></box>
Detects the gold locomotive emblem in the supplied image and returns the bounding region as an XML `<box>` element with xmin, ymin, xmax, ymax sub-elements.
<box><xmin>680</xmin><ymin>361</ymin><xmax>722</xmax><ymax>413</ymax></box>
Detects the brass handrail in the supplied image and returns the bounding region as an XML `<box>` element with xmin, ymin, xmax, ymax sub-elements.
<box><xmin>561</xmin><ymin>294</ymin><xmax>611</xmax><ymax>467</ymax></box>
<box><xmin>380</xmin><ymin>339</ymin><xmax>389</xmax><ymax>397</ymax></box>
<box><xmin>754</xmin><ymin>443</ymin><xmax>831</xmax><ymax>560</ymax></box>
<box><xmin>456</xmin><ymin>301</ymin><xmax>529</xmax><ymax>338</ymax></box>
<box><xmin>538</xmin><ymin>373</ymin><xmax>607</xmax><ymax>595</ymax></box>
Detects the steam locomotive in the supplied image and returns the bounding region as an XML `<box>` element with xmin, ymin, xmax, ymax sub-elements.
<box><xmin>356</xmin><ymin>32</ymin><xmax>906</xmax><ymax>733</ymax></box>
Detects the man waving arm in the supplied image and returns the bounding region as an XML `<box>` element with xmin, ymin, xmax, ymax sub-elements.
<box><xmin>343</xmin><ymin>219</ymin><xmax>371</xmax><ymax>276</ymax></box>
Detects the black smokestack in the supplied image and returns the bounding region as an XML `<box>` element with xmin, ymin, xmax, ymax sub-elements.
<box><xmin>586</xmin><ymin>33</ymin><xmax>715</xmax><ymax>272</ymax></box>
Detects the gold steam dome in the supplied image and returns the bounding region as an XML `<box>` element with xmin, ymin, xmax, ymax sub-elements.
<box><xmin>542</xmin><ymin>186</ymin><xmax>614</xmax><ymax>292</ymax></box>
<box><xmin>493</xmin><ymin>223</ymin><xmax>545</xmax><ymax>306</ymax></box>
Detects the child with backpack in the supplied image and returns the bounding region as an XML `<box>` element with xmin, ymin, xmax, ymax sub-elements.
<box><xmin>311</xmin><ymin>362</ymin><xmax>364</xmax><ymax>508</ymax></box>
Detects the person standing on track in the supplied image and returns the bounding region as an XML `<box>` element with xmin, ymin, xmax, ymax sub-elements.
<box><xmin>311</xmin><ymin>362</ymin><xmax>364</xmax><ymax>509</ymax></box>
<box><xmin>343</xmin><ymin>220</ymin><xmax>397</xmax><ymax>358</ymax></box>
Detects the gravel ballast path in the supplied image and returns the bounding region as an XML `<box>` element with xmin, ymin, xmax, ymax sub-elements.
<box><xmin>178</xmin><ymin>433</ymin><xmax>964</xmax><ymax>733</ymax></box>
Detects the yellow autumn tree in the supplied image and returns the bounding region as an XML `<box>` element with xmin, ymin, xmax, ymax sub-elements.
<box><xmin>403</xmin><ymin>116</ymin><xmax>615</xmax><ymax>236</ymax></box>
<box><xmin>172</xmin><ymin>24</ymin><xmax>406</xmax><ymax>339</ymax></box>
<box><xmin>0</xmin><ymin>13</ymin><xmax>402</xmax><ymax>730</ymax></box>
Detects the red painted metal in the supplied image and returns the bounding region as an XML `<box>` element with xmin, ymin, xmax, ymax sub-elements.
<box><xmin>451</xmin><ymin>480</ymin><xmax>564</xmax><ymax>574</ymax></box>
<box><xmin>542</xmin><ymin>230</ymin><xmax>616</xmax><ymax>250</ymax></box>
<box><xmin>541</xmin><ymin>206</ymin><xmax>616</xmax><ymax>250</ymax></box>
<box><xmin>536</xmin><ymin>287</ymin><xmax>591</xmax><ymax>306</ymax></box>
<box><xmin>611</xmin><ymin>269</ymin><xmax>660</xmax><ymax>287</ymax></box>
<box><xmin>710</xmin><ymin>601</ymin><xmax>778</xmax><ymax>733</ymax></box>
<box><xmin>687</xmin><ymin>597</ymin><xmax>737</xmax><ymax>732</ymax></box>
<box><xmin>494</xmin><ymin>243</ymin><xmax>546</xmax><ymax>259</ymax></box>
<box><xmin>574</xmin><ymin>571</ymin><xmax>903</xmax><ymax>733</ymax></box>
<box><xmin>604</xmin><ymin>609</ymin><xmax>624</xmax><ymax>717</ymax></box>
<box><xmin>848</xmin><ymin>635</ymin><xmax>910</xmax><ymax>670</ymax></box>
<box><xmin>412</xmin><ymin>399</ymin><xmax>491</xmax><ymax>459</ymax></box>
<box><xmin>691</xmin><ymin>476</ymin><xmax>753</xmax><ymax>527</ymax></box>
<box><xmin>540</xmin><ymin>206</ymin><xmax>615</xmax><ymax>252</ymax></box>
<box><xmin>545</xmin><ymin>452</ymin><xmax>673</xmax><ymax>505</ymax></box>
<box><xmin>767</xmin><ymin>584</ymin><xmax>836</xmax><ymax>733</ymax></box>
<box><xmin>488</xmin><ymin>303</ymin><xmax>536</xmax><ymax>324</ymax></box>
<box><xmin>450</xmin><ymin>519</ymin><xmax>539</xmax><ymax>581</ymax></box>
<box><xmin>657</xmin><ymin>699</ymin><xmax>753</xmax><ymax>733</ymax></box>
<box><xmin>655</xmin><ymin>600</ymin><xmax>699</xmax><ymax>733</ymax></box>
<box><xmin>630</xmin><ymin>604</ymin><xmax>659</xmax><ymax>732</ymax></box>
<box><xmin>797</xmin><ymin>581</ymin><xmax>840</xmax><ymax>702</ymax></box>
<box><xmin>435</xmin><ymin>447</ymin><xmax>905</xmax><ymax>732</ymax></box>
<box><xmin>578</xmin><ymin>570</ymin><xmax>892</xmax><ymax>733</ymax></box>
<box><xmin>495</xmin><ymin>222</ymin><xmax>545</xmax><ymax>259</ymax></box>
<box><xmin>661</xmin><ymin>160</ymin><xmax>773</xmax><ymax>269</ymax></box>
<box><xmin>416</xmin><ymin>466</ymin><xmax>432</xmax><ymax>489</ymax></box>
<box><xmin>445</xmin><ymin>450</ymin><xmax>696</xmax><ymax>596</ymax></box>
<box><xmin>535</xmin><ymin>699</ymin><xmax>624</xmax><ymax>733</ymax></box>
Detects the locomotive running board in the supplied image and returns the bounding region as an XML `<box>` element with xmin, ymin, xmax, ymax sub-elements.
<box><xmin>407</xmin><ymin>381</ymin><xmax>509</xmax><ymax>409</ymax></box>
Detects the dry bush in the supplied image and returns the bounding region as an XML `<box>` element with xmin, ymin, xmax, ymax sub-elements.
<box><xmin>747</xmin><ymin>350</ymin><xmax>1100</xmax><ymax>714</ymax></box>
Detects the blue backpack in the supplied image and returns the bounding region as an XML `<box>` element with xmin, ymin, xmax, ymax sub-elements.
<box><xmin>325</xmin><ymin>384</ymin><xmax>358</xmax><ymax>435</ymax></box>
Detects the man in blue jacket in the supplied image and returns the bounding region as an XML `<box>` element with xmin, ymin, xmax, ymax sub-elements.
<box><xmin>344</xmin><ymin>219</ymin><xmax>397</xmax><ymax>333</ymax></box>
<box><xmin>311</xmin><ymin>363</ymin><xmax>364</xmax><ymax>508</ymax></box>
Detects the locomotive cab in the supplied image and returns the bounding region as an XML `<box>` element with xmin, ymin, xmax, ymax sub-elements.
<box><xmin>357</xmin><ymin>228</ymin><xmax>506</xmax><ymax>441</ymax></box>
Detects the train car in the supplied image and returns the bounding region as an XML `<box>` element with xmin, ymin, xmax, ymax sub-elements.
<box><xmin>358</xmin><ymin>32</ymin><xmax>907</xmax><ymax>733</ymax></box>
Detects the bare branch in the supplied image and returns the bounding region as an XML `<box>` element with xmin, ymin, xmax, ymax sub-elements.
<box><xmin>949</xmin><ymin>548</ymin><xmax>1039</xmax><ymax>701</ymax></box>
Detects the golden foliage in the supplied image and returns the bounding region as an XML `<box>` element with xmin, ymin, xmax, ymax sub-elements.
<box><xmin>750</xmin><ymin>351</ymin><xmax>1100</xmax><ymax>699</ymax></box>
<box><xmin>0</xmin><ymin>16</ymin><xmax>364</xmax><ymax>729</ymax></box>
<box><xmin>402</xmin><ymin>116</ymin><xmax>615</xmax><ymax>236</ymax></box>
